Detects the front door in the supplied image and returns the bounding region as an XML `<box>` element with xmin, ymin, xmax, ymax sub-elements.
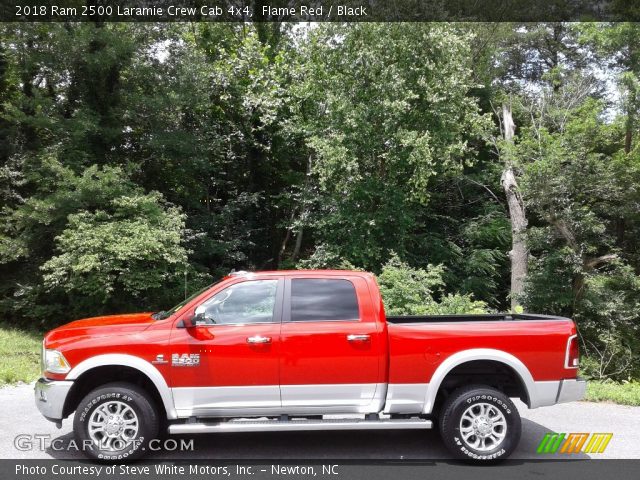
<box><xmin>169</xmin><ymin>277</ymin><xmax>284</xmax><ymax>417</ymax></box>
<box><xmin>279</xmin><ymin>276</ymin><xmax>384</xmax><ymax>413</ymax></box>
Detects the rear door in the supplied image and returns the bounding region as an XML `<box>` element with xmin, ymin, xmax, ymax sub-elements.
<box><xmin>279</xmin><ymin>275</ymin><xmax>384</xmax><ymax>412</ymax></box>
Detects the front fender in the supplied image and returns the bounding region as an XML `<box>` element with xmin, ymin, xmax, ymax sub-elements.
<box><xmin>66</xmin><ymin>353</ymin><xmax>177</xmax><ymax>419</ymax></box>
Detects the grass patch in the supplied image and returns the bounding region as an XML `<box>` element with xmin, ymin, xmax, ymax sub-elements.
<box><xmin>0</xmin><ymin>325</ymin><xmax>42</xmax><ymax>386</ymax></box>
<box><xmin>585</xmin><ymin>380</ymin><xmax>640</xmax><ymax>406</ymax></box>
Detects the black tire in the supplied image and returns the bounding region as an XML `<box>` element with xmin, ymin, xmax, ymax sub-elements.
<box><xmin>439</xmin><ymin>385</ymin><xmax>521</xmax><ymax>462</ymax></box>
<box><xmin>73</xmin><ymin>382</ymin><xmax>159</xmax><ymax>461</ymax></box>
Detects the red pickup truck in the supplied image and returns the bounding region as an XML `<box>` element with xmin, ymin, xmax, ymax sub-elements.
<box><xmin>35</xmin><ymin>270</ymin><xmax>585</xmax><ymax>462</ymax></box>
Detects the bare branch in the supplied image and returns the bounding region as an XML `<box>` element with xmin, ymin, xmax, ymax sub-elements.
<box><xmin>584</xmin><ymin>253</ymin><xmax>618</xmax><ymax>270</ymax></box>
<box><xmin>463</xmin><ymin>177</ymin><xmax>502</xmax><ymax>204</ymax></box>
<box><xmin>548</xmin><ymin>215</ymin><xmax>579</xmax><ymax>251</ymax></box>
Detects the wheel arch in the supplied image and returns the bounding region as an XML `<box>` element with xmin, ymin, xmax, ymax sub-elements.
<box><xmin>64</xmin><ymin>354</ymin><xmax>176</xmax><ymax>420</ymax></box>
<box><xmin>424</xmin><ymin>349</ymin><xmax>535</xmax><ymax>414</ymax></box>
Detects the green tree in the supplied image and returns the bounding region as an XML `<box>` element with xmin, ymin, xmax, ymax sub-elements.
<box><xmin>41</xmin><ymin>191</ymin><xmax>188</xmax><ymax>313</ymax></box>
<box><xmin>515</xmin><ymin>69</ymin><xmax>640</xmax><ymax>379</ymax></box>
<box><xmin>0</xmin><ymin>152</ymin><xmax>189</xmax><ymax>324</ymax></box>
<box><xmin>378</xmin><ymin>253</ymin><xmax>487</xmax><ymax>315</ymax></box>
<box><xmin>293</xmin><ymin>23</ymin><xmax>490</xmax><ymax>271</ymax></box>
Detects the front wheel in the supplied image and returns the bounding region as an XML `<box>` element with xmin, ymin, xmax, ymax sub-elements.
<box><xmin>73</xmin><ymin>382</ymin><xmax>159</xmax><ymax>461</ymax></box>
<box><xmin>439</xmin><ymin>385</ymin><xmax>521</xmax><ymax>462</ymax></box>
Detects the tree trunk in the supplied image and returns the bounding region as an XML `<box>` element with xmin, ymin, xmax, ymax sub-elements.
<box><xmin>292</xmin><ymin>224</ymin><xmax>304</xmax><ymax>261</ymax></box>
<box><xmin>278</xmin><ymin>207</ymin><xmax>296</xmax><ymax>266</ymax></box>
<box><xmin>291</xmin><ymin>154</ymin><xmax>313</xmax><ymax>262</ymax></box>
<box><xmin>500</xmin><ymin>104</ymin><xmax>528</xmax><ymax>310</ymax></box>
<box><xmin>624</xmin><ymin>96</ymin><xmax>634</xmax><ymax>154</ymax></box>
<box><xmin>617</xmin><ymin>106</ymin><xmax>633</xmax><ymax>246</ymax></box>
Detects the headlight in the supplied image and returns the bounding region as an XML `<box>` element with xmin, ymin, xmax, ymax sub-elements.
<box><xmin>42</xmin><ymin>349</ymin><xmax>71</xmax><ymax>375</ymax></box>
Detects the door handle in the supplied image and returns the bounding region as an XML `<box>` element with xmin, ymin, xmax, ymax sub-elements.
<box><xmin>347</xmin><ymin>334</ymin><xmax>370</xmax><ymax>342</ymax></box>
<box><xmin>247</xmin><ymin>335</ymin><xmax>271</xmax><ymax>344</ymax></box>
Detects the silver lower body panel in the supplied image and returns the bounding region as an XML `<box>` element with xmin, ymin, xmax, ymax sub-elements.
<box><xmin>557</xmin><ymin>378</ymin><xmax>587</xmax><ymax>403</ymax></box>
<box><xmin>172</xmin><ymin>383</ymin><xmax>386</xmax><ymax>418</ymax></box>
<box><xmin>528</xmin><ymin>378</ymin><xmax>587</xmax><ymax>408</ymax></box>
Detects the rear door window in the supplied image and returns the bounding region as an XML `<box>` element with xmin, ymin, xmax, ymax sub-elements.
<box><xmin>289</xmin><ymin>279</ymin><xmax>360</xmax><ymax>322</ymax></box>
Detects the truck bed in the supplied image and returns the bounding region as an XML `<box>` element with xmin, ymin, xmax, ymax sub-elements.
<box><xmin>385</xmin><ymin>313</ymin><xmax>568</xmax><ymax>323</ymax></box>
<box><xmin>385</xmin><ymin>313</ymin><xmax>576</xmax><ymax>389</ymax></box>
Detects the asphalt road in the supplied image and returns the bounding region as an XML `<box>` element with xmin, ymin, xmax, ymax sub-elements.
<box><xmin>1</xmin><ymin>383</ymin><xmax>638</xmax><ymax>460</ymax></box>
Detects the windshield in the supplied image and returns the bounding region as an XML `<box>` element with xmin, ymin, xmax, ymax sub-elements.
<box><xmin>152</xmin><ymin>280</ymin><xmax>222</xmax><ymax>320</ymax></box>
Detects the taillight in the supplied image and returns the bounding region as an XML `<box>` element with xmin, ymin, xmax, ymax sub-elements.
<box><xmin>565</xmin><ymin>335</ymin><xmax>579</xmax><ymax>369</ymax></box>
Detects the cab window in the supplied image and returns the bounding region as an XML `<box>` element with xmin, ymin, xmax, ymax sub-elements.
<box><xmin>289</xmin><ymin>279</ymin><xmax>360</xmax><ymax>322</ymax></box>
<box><xmin>197</xmin><ymin>280</ymin><xmax>278</xmax><ymax>325</ymax></box>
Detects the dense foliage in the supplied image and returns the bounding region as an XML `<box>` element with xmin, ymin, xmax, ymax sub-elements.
<box><xmin>378</xmin><ymin>254</ymin><xmax>487</xmax><ymax>315</ymax></box>
<box><xmin>0</xmin><ymin>22</ymin><xmax>638</xmax><ymax>380</ymax></box>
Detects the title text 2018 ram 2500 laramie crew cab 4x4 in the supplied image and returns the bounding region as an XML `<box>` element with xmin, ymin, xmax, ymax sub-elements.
<box><xmin>35</xmin><ymin>270</ymin><xmax>585</xmax><ymax>461</ymax></box>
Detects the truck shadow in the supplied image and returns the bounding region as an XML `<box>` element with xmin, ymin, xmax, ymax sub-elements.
<box><xmin>44</xmin><ymin>417</ymin><xmax>589</xmax><ymax>461</ymax></box>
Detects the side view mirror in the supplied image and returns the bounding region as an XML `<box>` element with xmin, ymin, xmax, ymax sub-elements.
<box><xmin>181</xmin><ymin>306</ymin><xmax>207</xmax><ymax>328</ymax></box>
<box><xmin>181</xmin><ymin>305</ymin><xmax>218</xmax><ymax>328</ymax></box>
<box><xmin>182</xmin><ymin>316</ymin><xmax>195</xmax><ymax>328</ymax></box>
<box><xmin>191</xmin><ymin>305</ymin><xmax>208</xmax><ymax>326</ymax></box>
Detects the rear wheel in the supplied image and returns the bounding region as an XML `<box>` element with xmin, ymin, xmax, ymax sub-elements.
<box><xmin>73</xmin><ymin>382</ymin><xmax>159</xmax><ymax>461</ymax></box>
<box><xmin>439</xmin><ymin>385</ymin><xmax>521</xmax><ymax>462</ymax></box>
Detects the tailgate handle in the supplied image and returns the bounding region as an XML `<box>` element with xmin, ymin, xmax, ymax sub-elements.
<box><xmin>347</xmin><ymin>334</ymin><xmax>370</xmax><ymax>342</ymax></box>
<box><xmin>247</xmin><ymin>336</ymin><xmax>271</xmax><ymax>344</ymax></box>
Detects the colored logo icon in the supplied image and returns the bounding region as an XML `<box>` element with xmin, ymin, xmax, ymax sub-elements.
<box><xmin>537</xmin><ymin>432</ymin><xmax>613</xmax><ymax>454</ymax></box>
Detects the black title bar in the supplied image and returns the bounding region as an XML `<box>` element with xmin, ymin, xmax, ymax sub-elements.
<box><xmin>2</xmin><ymin>0</ymin><xmax>640</xmax><ymax>22</ymax></box>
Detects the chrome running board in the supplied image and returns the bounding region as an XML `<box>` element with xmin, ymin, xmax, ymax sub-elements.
<box><xmin>169</xmin><ymin>418</ymin><xmax>432</xmax><ymax>434</ymax></box>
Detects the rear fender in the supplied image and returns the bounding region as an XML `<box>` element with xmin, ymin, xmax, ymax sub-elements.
<box><xmin>423</xmin><ymin>348</ymin><xmax>536</xmax><ymax>413</ymax></box>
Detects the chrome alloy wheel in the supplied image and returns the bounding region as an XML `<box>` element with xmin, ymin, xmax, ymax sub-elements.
<box><xmin>88</xmin><ymin>401</ymin><xmax>139</xmax><ymax>451</ymax></box>
<box><xmin>459</xmin><ymin>402</ymin><xmax>507</xmax><ymax>451</ymax></box>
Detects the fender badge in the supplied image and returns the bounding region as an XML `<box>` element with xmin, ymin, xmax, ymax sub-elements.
<box><xmin>171</xmin><ymin>353</ymin><xmax>200</xmax><ymax>367</ymax></box>
<box><xmin>151</xmin><ymin>354</ymin><xmax>168</xmax><ymax>365</ymax></box>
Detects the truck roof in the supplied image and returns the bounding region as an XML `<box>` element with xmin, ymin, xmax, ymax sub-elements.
<box><xmin>226</xmin><ymin>269</ymin><xmax>373</xmax><ymax>278</ymax></box>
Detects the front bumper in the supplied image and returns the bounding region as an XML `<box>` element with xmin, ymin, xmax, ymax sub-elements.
<box><xmin>557</xmin><ymin>378</ymin><xmax>587</xmax><ymax>403</ymax></box>
<box><xmin>34</xmin><ymin>377</ymin><xmax>73</xmax><ymax>422</ymax></box>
